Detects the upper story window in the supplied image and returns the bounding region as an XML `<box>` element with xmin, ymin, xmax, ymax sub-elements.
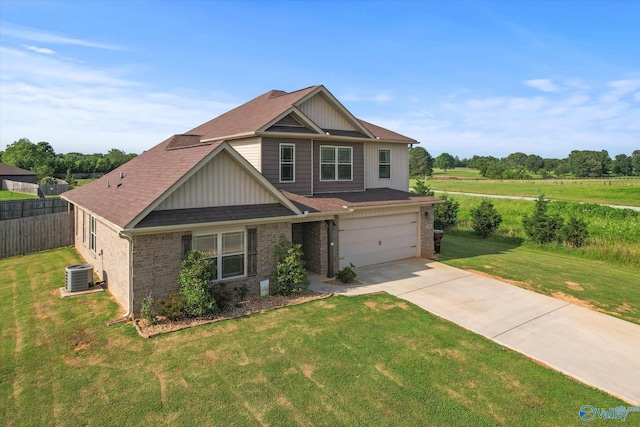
<box><xmin>280</xmin><ymin>144</ymin><xmax>295</xmax><ymax>182</ymax></box>
<box><xmin>193</xmin><ymin>230</ymin><xmax>246</xmax><ymax>280</ymax></box>
<box><xmin>89</xmin><ymin>216</ymin><xmax>97</xmax><ymax>252</ymax></box>
<box><xmin>320</xmin><ymin>146</ymin><xmax>352</xmax><ymax>181</ymax></box>
<box><xmin>379</xmin><ymin>149</ymin><xmax>391</xmax><ymax>179</ymax></box>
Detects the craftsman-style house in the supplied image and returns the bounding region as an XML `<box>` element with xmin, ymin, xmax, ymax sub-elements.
<box><xmin>62</xmin><ymin>85</ymin><xmax>440</xmax><ymax>315</ymax></box>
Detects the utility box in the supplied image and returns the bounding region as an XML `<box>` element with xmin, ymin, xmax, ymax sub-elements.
<box><xmin>434</xmin><ymin>230</ymin><xmax>444</xmax><ymax>254</ymax></box>
<box><xmin>65</xmin><ymin>264</ymin><xmax>93</xmax><ymax>292</ymax></box>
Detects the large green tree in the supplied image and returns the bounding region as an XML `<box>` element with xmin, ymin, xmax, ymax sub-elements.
<box><xmin>612</xmin><ymin>154</ymin><xmax>633</xmax><ymax>176</ymax></box>
<box><xmin>566</xmin><ymin>150</ymin><xmax>611</xmax><ymax>177</ymax></box>
<box><xmin>435</xmin><ymin>152</ymin><xmax>456</xmax><ymax>171</ymax></box>
<box><xmin>409</xmin><ymin>146</ymin><xmax>433</xmax><ymax>177</ymax></box>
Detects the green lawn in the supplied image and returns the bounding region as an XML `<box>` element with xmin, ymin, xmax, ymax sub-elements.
<box><xmin>1</xmin><ymin>248</ymin><xmax>626</xmax><ymax>426</ymax></box>
<box><xmin>439</xmin><ymin>233</ymin><xmax>640</xmax><ymax>325</ymax></box>
<box><xmin>431</xmin><ymin>167</ymin><xmax>486</xmax><ymax>179</ymax></box>
<box><xmin>423</xmin><ymin>176</ymin><xmax>640</xmax><ymax>207</ymax></box>
<box><xmin>0</xmin><ymin>190</ymin><xmax>38</xmax><ymax>200</ymax></box>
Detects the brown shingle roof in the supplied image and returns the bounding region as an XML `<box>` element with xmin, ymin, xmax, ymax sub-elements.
<box><xmin>0</xmin><ymin>162</ymin><xmax>36</xmax><ymax>176</ymax></box>
<box><xmin>62</xmin><ymin>86</ymin><xmax>420</xmax><ymax>229</ymax></box>
<box><xmin>358</xmin><ymin>119</ymin><xmax>416</xmax><ymax>142</ymax></box>
<box><xmin>188</xmin><ymin>86</ymin><xmax>320</xmax><ymax>141</ymax></box>
<box><xmin>62</xmin><ymin>137</ymin><xmax>224</xmax><ymax>228</ymax></box>
<box><xmin>283</xmin><ymin>188</ymin><xmax>441</xmax><ymax>213</ymax></box>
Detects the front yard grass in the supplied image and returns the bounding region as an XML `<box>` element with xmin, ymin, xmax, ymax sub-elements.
<box><xmin>1</xmin><ymin>248</ymin><xmax>627</xmax><ymax>426</ymax></box>
<box><xmin>439</xmin><ymin>233</ymin><xmax>640</xmax><ymax>325</ymax></box>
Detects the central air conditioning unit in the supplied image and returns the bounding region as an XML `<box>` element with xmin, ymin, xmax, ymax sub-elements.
<box><xmin>65</xmin><ymin>264</ymin><xmax>94</xmax><ymax>292</ymax></box>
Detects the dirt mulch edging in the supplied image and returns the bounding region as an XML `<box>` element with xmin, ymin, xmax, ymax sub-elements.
<box><xmin>323</xmin><ymin>278</ymin><xmax>364</xmax><ymax>286</ymax></box>
<box><xmin>134</xmin><ymin>290</ymin><xmax>332</xmax><ymax>338</ymax></box>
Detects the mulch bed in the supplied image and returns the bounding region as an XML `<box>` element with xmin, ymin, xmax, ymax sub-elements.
<box><xmin>134</xmin><ymin>290</ymin><xmax>331</xmax><ymax>338</ymax></box>
<box><xmin>323</xmin><ymin>278</ymin><xmax>364</xmax><ymax>286</ymax></box>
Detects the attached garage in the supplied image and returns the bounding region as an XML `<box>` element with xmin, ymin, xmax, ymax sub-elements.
<box><xmin>338</xmin><ymin>212</ymin><xmax>419</xmax><ymax>269</ymax></box>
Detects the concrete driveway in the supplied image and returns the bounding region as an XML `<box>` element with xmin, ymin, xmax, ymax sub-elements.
<box><xmin>308</xmin><ymin>258</ymin><xmax>640</xmax><ymax>405</ymax></box>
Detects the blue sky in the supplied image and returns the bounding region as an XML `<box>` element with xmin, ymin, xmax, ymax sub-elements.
<box><xmin>1</xmin><ymin>0</ymin><xmax>638</xmax><ymax>158</ymax></box>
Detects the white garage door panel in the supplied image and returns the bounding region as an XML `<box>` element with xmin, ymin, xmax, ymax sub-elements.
<box><xmin>339</xmin><ymin>213</ymin><xmax>418</xmax><ymax>269</ymax></box>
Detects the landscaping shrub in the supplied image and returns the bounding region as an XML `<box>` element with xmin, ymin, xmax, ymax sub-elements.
<box><xmin>234</xmin><ymin>284</ymin><xmax>249</xmax><ymax>307</ymax></box>
<box><xmin>336</xmin><ymin>263</ymin><xmax>357</xmax><ymax>284</ymax></box>
<box><xmin>522</xmin><ymin>196</ymin><xmax>564</xmax><ymax>244</ymax></box>
<box><xmin>178</xmin><ymin>251</ymin><xmax>218</xmax><ymax>317</ymax></box>
<box><xmin>434</xmin><ymin>195</ymin><xmax>459</xmax><ymax>229</ymax></box>
<box><xmin>211</xmin><ymin>282</ymin><xmax>233</xmax><ymax>311</ymax></box>
<box><xmin>140</xmin><ymin>295</ymin><xmax>157</xmax><ymax>325</ymax></box>
<box><xmin>559</xmin><ymin>215</ymin><xmax>589</xmax><ymax>248</ymax></box>
<box><xmin>156</xmin><ymin>293</ymin><xmax>185</xmax><ymax>321</ymax></box>
<box><xmin>271</xmin><ymin>236</ymin><xmax>309</xmax><ymax>295</ymax></box>
<box><xmin>469</xmin><ymin>199</ymin><xmax>502</xmax><ymax>237</ymax></box>
<box><xmin>412</xmin><ymin>178</ymin><xmax>434</xmax><ymax>196</ymax></box>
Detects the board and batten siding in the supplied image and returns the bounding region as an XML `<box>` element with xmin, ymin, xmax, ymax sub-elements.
<box><xmin>155</xmin><ymin>151</ymin><xmax>279</xmax><ymax>211</ymax></box>
<box><xmin>364</xmin><ymin>142</ymin><xmax>410</xmax><ymax>191</ymax></box>
<box><xmin>261</xmin><ymin>138</ymin><xmax>312</xmax><ymax>196</ymax></box>
<box><xmin>313</xmin><ymin>141</ymin><xmax>364</xmax><ymax>193</ymax></box>
<box><xmin>298</xmin><ymin>94</ymin><xmax>359</xmax><ymax>131</ymax></box>
<box><xmin>229</xmin><ymin>137</ymin><xmax>262</xmax><ymax>172</ymax></box>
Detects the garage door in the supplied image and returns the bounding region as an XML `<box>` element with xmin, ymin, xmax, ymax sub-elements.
<box><xmin>339</xmin><ymin>213</ymin><xmax>418</xmax><ymax>269</ymax></box>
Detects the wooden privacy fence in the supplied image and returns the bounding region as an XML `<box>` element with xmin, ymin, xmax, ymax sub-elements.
<box><xmin>0</xmin><ymin>198</ymin><xmax>69</xmax><ymax>220</ymax></box>
<box><xmin>2</xmin><ymin>179</ymin><xmax>70</xmax><ymax>197</ymax></box>
<box><xmin>0</xmin><ymin>211</ymin><xmax>74</xmax><ymax>258</ymax></box>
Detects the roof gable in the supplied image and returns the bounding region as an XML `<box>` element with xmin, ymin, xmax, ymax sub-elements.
<box><xmin>154</xmin><ymin>150</ymin><xmax>281</xmax><ymax>211</ymax></box>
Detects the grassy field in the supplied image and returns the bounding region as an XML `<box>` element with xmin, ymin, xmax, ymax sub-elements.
<box><xmin>1</xmin><ymin>248</ymin><xmax>626</xmax><ymax>426</ymax></box>
<box><xmin>439</xmin><ymin>234</ymin><xmax>640</xmax><ymax>325</ymax></box>
<box><xmin>436</xmin><ymin>194</ymin><xmax>640</xmax><ymax>266</ymax></box>
<box><xmin>421</xmin><ymin>173</ymin><xmax>640</xmax><ymax>207</ymax></box>
<box><xmin>0</xmin><ymin>190</ymin><xmax>38</xmax><ymax>200</ymax></box>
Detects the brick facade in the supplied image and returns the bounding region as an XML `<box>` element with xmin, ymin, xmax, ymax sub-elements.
<box><xmin>420</xmin><ymin>205</ymin><xmax>436</xmax><ymax>259</ymax></box>
<box><xmin>73</xmin><ymin>207</ymin><xmax>130</xmax><ymax>311</ymax></box>
<box><xmin>129</xmin><ymin>221</ymin><xmax>292</xmax><ymax>313</ymax></box>
<box><xmin>292</xmin><ymin>219</ymin><xmax>339</xmax><ymax>276</ymax></box>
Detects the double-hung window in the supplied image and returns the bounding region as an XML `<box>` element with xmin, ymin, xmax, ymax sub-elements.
<box><xmin>194</xmin><ymin>230</ymin><xmax>246</xmax><ymax>280</ymax></box>
<box><xmin>280</xmin><ymin>144</ymin><xmax>295</xmax><ymax>182</ymax></box>
<box><xmin>379</xmin><ymin>149</ymin><xmax>391</xmax><ymax>179</ymax></box>
<box><xmin>320</xmin><ymin>146</ymin><xmax>352</xmax><ymax>181</ymax></box>
<box><xmin>89</xmin><ymin>216</ymin><xmax>97</xmax><ymax>252</ymax></box>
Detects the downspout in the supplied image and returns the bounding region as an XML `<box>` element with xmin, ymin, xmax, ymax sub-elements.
<box><xmin>325</xmin><ymin>219</ymin><xmax>335</xmax><ymax>278</ymax></box>
<box><xmin>119</xmin><ymin>232</ymin><xmax>134</xmax><ymax>319</ymax></box>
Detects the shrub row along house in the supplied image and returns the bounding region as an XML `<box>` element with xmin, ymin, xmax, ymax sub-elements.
<box><xmin>62</xmin><ymin>85</ymin><xmax>441</xmax><ymax>315</ymax></box>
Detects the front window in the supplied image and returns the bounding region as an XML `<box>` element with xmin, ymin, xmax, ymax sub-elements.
<box><xmin>379</xmin><ymin>149</ymin><xmax>391</xmax><ymax>179</ymax></box>
<box><xmin>280</xmin><ymin>144</ymin><xmax>295</xmax><ymax>182</ymax></box>
<box><xmin>320</xmin><ymin>146</ymin><xmax>352</xmax><ymax>181</ymax></box>
<box><xmin>194</xmin><ymin>230</ymin><xmax>246</xmax><ymax>280</ymax></box>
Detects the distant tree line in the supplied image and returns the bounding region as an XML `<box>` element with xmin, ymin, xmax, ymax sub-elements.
<box><xmin>410</xmin><ymin>147</ymin><xmax>640</xmax><ymax>179</ymax></box>
<box><xmin>0</xmin><ymin>138</ymin><xmax>137</xmax><ymax>183</ymax></box>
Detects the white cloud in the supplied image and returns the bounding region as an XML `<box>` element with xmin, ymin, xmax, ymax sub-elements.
<box><xmin>23</xmin><ymin>45</ymin><xmax>56</xmax><ymax>55</ymax></box>
<box><xmin>523</xmin><ymin>79</ymin><xmax>559</xmax><ymax>92</ymax></box>
<box><xmin>373</xmin><ymin>78</ymin><xmax>639</xmax><ymax>158</ymax></box>
<box><xmin>0</xmin><ymin>45</ymin><xmax>236</xmax><ymax>154</ymax></box>
<box><xmin>1</xmin><ymin>22</ymin><xmax>122</xmax><ymax>50</ymax></box>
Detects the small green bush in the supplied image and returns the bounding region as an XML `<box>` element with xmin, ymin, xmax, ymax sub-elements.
<box><xmin>178</xmin><ymin>251</ymin><xmax>218</xmax><ymax>317</ymax></box>
<box><xmin>234</xmin><ymin>284</ymin><xmax>249</xmax><ymax>306</ymax></box>
<box><xmin>434</xmin><ymin>195</ymin><xmax>459</xmax><ymax>229</ymax></box>
<box><xmin>211</xmin><ymin>282</ymin><xmax>232</xmax><ymax>312</ymax></box>
<box><xmin>336</xmin><ymin>263</ymin><xmax>357</xmax><ymax>284</ymax></box>
<box><xmin>412</xmin><ymin>178</ymin><xmax>434</xmax><ymax>196</ymax></box>
<box><xmin>156</xmin><ymin>293</ymin><xmax>185</xmax><ymax>321</ymax></box>
<box><xmin>523</xmin><ymin>196</ymin><xmax>564</xmax><ymax>244</ymax></box>
<box><xmin>270</xmin><ymin>236</ymin><xmax>309</xmax><ymax>295</ymax></box>
<box><xmin>470</xmin><ymin>199</ymin><xmax>503</xmax><ymax>238</ymax></box>
<box><xmin>140</xmin><ymin>295</ymin><xmax>157</xmax><ymax>325</ymax></box>
<box><xmin>560</xmin><ymin>215</ymin><xmax>589</xmax><ymax>248</ymax></box>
